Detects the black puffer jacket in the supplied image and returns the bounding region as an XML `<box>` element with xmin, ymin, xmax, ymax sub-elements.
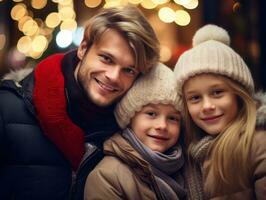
<box><xmin>0</xmin><ymin>72</ymin><xmax>72</xmax><ymax>200</ymax></box>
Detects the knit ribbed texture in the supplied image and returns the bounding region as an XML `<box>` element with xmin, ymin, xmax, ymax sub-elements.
<box><xmin>115</xmin><ymin>62</ymin><xmax>181</xmax><ymax>129</ymax></box>
<box><xmin>174</xmin><ymin>24</ymin><xmax>254</xmax><ymax>94</ymax></box>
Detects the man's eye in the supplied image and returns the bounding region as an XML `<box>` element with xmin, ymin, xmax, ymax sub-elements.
<box><xmin>100</xmin><ymin>55</ymin><xmax>112</xmax><ymax>63</ymax></box>
<box><xmin>123</xmin><ymin>68</ymin><xmax>137</xmax><ymax>76</ymax></box>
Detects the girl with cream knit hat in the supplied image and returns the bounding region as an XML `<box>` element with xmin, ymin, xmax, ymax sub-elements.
<box><xmin>174</xmin><ymin>24</ymin><xmax>266</xmax><ymax>199</ymax></box>
<box><xmin>84</xmin><ymin>63</ymin><xmax>186</xmax><ymax>200</ymax></box>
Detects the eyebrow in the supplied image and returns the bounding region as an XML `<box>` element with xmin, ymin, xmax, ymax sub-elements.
<box><xmin>185</xmin><ymin>83</ymin><xmax>226</xmax><ymax>94</ymax></box>
<box><xmin>100</xmin><ymin>51</ymin><xmax>136</xmax><ymax>69</ymax></box>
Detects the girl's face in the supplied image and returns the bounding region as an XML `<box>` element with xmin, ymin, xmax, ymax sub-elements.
<box><xmin>183</xmin><ymin>74</ymin><xmax>239</xmax><ymax>135</ymax></box>
<box><xmin>130</xmin><ymin>103</ymin><xmax>181</xmax><ymax>153</ymax></box>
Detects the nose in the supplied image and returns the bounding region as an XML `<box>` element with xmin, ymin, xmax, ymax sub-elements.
<box><xmin>155</xmin><ymin>117</ymin><xmax>167</xmax><ymax>130</ymax></box>
<box><xmin>105</xmin><ymin>66</ymin><xmax>120</xmax><ymax>82</ymax></box>
<box><xmin>202</xmin><ymin>97</ymin><xmax>215</xmax><ymax>112</ymax></box>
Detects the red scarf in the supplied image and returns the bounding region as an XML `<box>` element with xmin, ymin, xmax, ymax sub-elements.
<box><xmin>33</xmin><ymin>53</ymin><xmax>84</xmax><ymax>170</ymax></box>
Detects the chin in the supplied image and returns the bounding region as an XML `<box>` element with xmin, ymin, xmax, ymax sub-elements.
<box><xmin>205</xmin><ymin>129</ymin><xmax>221</xmax><ymax>135</ymax></box>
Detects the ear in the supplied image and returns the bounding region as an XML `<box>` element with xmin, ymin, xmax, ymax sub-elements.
<box><xmin>77</xmin><ymin>40</ymin><xmax>88</xmax><ymax>60</ymax></box>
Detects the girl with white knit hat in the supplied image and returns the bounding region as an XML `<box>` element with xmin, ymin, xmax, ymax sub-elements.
<box><xmin>84</xmin><ymin>63</ymin><xmax>187</xmax><ymax>200</ymax></box>
<box><xmin>174</xmin><ymin>24</ymin><xmax>266</xmax><ymax>199</ymax></box>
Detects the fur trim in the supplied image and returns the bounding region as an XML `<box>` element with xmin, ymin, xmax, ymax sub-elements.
<box><xmin>2</xmin><ymin>68</ymin><xmax>33</xmax><ymax>87</ymax></box>
<box><xmin>254</xmin><ymin>91</ymin><xmax>266</xmax><ymax>129</ymax></box>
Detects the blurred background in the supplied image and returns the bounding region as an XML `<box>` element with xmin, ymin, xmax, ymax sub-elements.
<box><xmin>0</xmin><ymin>0</ymin><xmax>265</xmax><ymax>89</ymax></box>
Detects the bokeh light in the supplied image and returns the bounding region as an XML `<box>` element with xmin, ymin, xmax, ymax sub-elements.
<box><xmin>56</xmin><ymin>30</ymin><xmax>73</xmax><ymax>48</ymax></box>
<box><xmin>158</xmin><ymin>7</ymin><xmax>176</xmax><ymax>23</ymax></box>
<box><xmin>175</xmin><ymin>10</ymin><xmax>190</xmax><ymax>26</ymax></box>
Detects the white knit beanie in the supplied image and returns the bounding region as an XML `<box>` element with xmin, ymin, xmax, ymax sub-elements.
<box><xmin>174</xmin><ymin>24</ymin><xmax>254</xmax><ymax>94</ymax></box>
<box><xmin>115</xmin><ymin>62</ymin><xmax>181</xmax><ymax>129</ymax></box>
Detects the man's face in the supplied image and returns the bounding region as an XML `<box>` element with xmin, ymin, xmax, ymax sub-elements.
<box><xmin>76</xmin><ymin>29</ymin><xmax>139</xmax><ymax>107</ymax></box>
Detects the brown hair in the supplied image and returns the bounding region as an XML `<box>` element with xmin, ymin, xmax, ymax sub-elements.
<box><xmin>82</xmin><ymin>5</ymin><xmax>160</xmax><ymax>74</ymax></box>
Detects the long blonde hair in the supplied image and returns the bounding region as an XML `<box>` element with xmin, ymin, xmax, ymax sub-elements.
<box><xmin>183</xmin><ymin>76</ymin><xmax>257</xmax><ymax>190</ymax></box>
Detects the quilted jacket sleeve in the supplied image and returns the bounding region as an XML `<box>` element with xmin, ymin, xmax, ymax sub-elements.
<box><xmin>84</xmin><ymin>156</ymin><xmax>156</xmax><ymax>200</ymax></box>
<box><xmin>252</xmin><ymin>130</ymin><xmax>266</xmax><ymax>200</ymax></box>
<box><xmin>84</xmin><ymin>165</ymin><xmax>124</xmax><ymax>200</ymax></box>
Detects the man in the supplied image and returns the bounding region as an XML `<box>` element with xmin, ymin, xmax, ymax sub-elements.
<box><xmin>0</xmin><ymin>6</ymin><xmax>160</xmax><ymax>200</ymax></box>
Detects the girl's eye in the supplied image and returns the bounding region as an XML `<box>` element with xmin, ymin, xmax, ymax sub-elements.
<box><xmin>212</xmin><ymin>89</ymin><xmax>223</xmax><ymax>97</ymax></box>
<box><xmin>187</xmin><ymin>95</ymin><xmax>200</xmax><ymax>103</ymax></box>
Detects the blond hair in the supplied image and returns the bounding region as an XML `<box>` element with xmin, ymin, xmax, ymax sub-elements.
<box><xmin>82</xmin><ymin>5</ymin><xmax>160</xmax><ymax>74</ymax></box>
<box><xmin>183</xmin><ymin>75</ymin><xmax>256</xmax><ymax>191</ymax></box>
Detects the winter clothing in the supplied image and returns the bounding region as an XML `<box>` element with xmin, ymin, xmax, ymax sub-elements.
<box><xmin>115</xmin><ymin>62</ymin><xmax>181</xmax><ymax>129</ymax></box>
<box><xmin>85</xmin><ymin>62</ymin><xmax>186</xmax><ymax>200</ymax></box>
<box><xmin>184</xmin><ymin>98</ymin><xmax>266</xmax><ymax>200</ymax></box>
<box><xmin>0</xmin><ymin>50</ymin><xmax>119</xmax><ymax>200</ymax></box>
<box><xmin>0</xmin><ymin>71</ymin><xmax>72</xmax><ymax>200</ymax></box>
<box><xmin>84</xmin><ymin>131</ymin><xmax>186</xmax><ymax>200</ymax></box>
<box><xmin>174</xmin><ymin>24</ymin><xmax>254</xmax><ymax>94</ymax></box>
<box><xmin>122</xmin><ymin>128</ymin><xmax>185</xmax><ymax>200</ymax></box>
<box><xmin>33</xmin><ymin>53</ymin><xmax>84</xmax><ymax>170</ymax></box>
<box><xmin>175</xmin><ymin>24</ymin><xmax>266</xmax><ymax>200</ymax></box>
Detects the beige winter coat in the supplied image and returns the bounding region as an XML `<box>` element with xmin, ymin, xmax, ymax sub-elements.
<box><xmin>84</xmin><ymin>133</ymin><xmax>166</xmax><ymax>200</ymax></box>
<box><xmin>203</xmin><ymin>129</ymin><xmax>266</xmax><ymax>200</ymax></box>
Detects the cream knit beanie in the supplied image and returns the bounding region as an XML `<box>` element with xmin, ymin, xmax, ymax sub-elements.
<box><xmin>115</xmin><ymin>62</ymin><xmax>181</xmax><ymax>129</ymax></box>
<box><xmin>174</xmin><ymin>24</ymin><xmax>254</xmax><ymax>94</ymax></box>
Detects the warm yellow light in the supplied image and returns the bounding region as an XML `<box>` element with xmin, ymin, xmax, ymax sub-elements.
<box><xmin>32</xmin><ymin>35</ymin><xmax>48</xmax><ymax>53</ymax></box>
<box><xmin>18</xmin><ymin>16</ymin><xmax>32</xmax><ymax>31</ymax></box>
<box><xmin>17</xmin><ymin>36</ymin><xmax>32</xmax><ymax>54</ymax></box>
<box><xmin>41</xmin><ymin>27</ymin><xmax>54</xmax><ymax>36</ymax></box>
<box><xmin>173</xmin><ymin>0</ymin><xmax>192</xmax><ymax>5</ymax></box>
<box><xmin>58</xmin><ymin>0</ymin><xmax>73</xmax><ymax>6</ymax></box>
<box><xmin>104</xmin><ymin>0</ymin><xmax>128</xmax><ymax>8</ymax></box>
<box><xmin>0</xmin><ymin>34</ymin><xmax>6</xmax><ymax>50</ymax></box>
<box><xmin>22</xmin><ymin>19</ymin><xmax>39</xmax><ymax>36</ymax></box>
<box><xmin>46</xmin><ymin>12</ymin><xmax>61</xmax><ymax>28</ymax></box>
<box><xmin>84</xmin><ymin>0</ymin><xmax>102</xmax><ymax>8</ymax></box>
<box><xmin>29</xmin><ymin>50</ymin><xmax>43</xmax><ymax>59</ymax></box>
<box><xmin>233</xmin><ymin>2</ymin><xmax>241</xmax><ymax>12</ymax></box>
<box><xmin>35</xmin><ymin>18</ymin><xmax>45</xmax><ymax>29</ymax></box>
<box><xmin>160</xmin><ymin>45</ymin><xmax>172</xmax><ymax>62</ymax></box>
<box><xmin>60</xmin><ymin>19</ymin><xmax>77</xmax><ymax>31</ymax></box>
<box><xmin>152</xmin><ymin>0</ymin><xmax>169</xmax><ymax>4</ymax></box>
<box><xmin>141</xmin><ymin>0</ymin><xmax>157</xmax><ymax>9</ymax></box>
<box><xmin>59</xmin><ymin>7</ymin><xmax>76</xmax><ymax>20</ymax></box>
<box><xmin>158</xmin><ymin>7</ymin><xmax>176</xmax><ymax>23</ymax></box>
<box><xmin>175</xmin><ymin>10</ymin><xmax>190</xmax><ymax>26</ymax></box>
<box><xmin>11</xmin><ymin>4</ymin><xmax>27</xmax><ymax>21</ymax></box>
<box><xmin>183</xmin><ymin>0</ymin><xmax>198</xmax><ymax>9</ymax></box>
<box><xmin>12</xmin><ymin>0</ymin><xmax>24</xmax><ymax>2</ymax></box>
<box><xmin>31</xmin><ymin>0</ymin><xmax>47</xmax><ymax>9</ymax></box>
<box><xmin>128</xmin><ymin>0</ymin><xmax>143</xmax><ymax>4</ymax></box>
